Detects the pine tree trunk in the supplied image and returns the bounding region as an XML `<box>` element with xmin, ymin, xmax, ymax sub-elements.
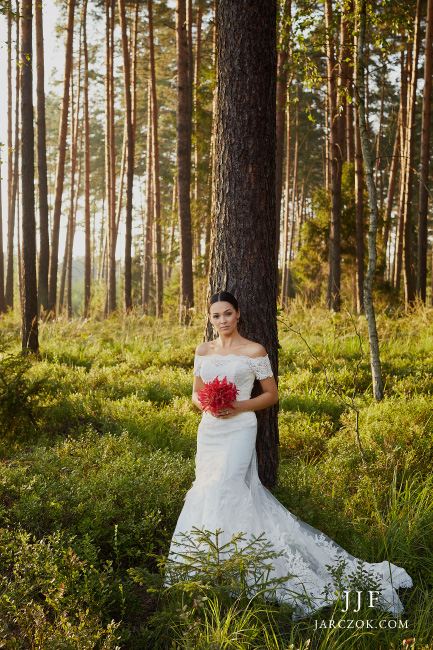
<box><xmin>354</xmin><ymin>46</ymin><xmax>364</xmax><ymax>313</ymax></box>
<box><xmin>0</xmin><ymin>156</ymin><xmax>5</xmax><ymax>313</ymax></box>
<box><xmin>35</xmin><ymin>0</ymin><xmax>49</xmax><ymax>315</ymax></box>
<box><xmin>206</xmin><ymin>0</ymin><xmax>217</xmax><ymax>276</ymax></box>
<box><xmin>208</xmin><ymin>0</ymin><xmax>278</xmax><ymax>487</ymax></box>
<box><xmin>286</xmin><ymin>84</ymin><xmax>299</xmax><ymax>297</ymax></box>
<box><xmin>403</xmin><ymin>1</ymin><xmax>421</xmax><ymax>307</ymax></box>
<box><xmin>275</xmin><ymin>0</ymin><xmax>290</xmax><ymax>273</ymax></box>
<box><xmin>194</xmin><ymin>2</ymin><xmax>203</xmax><ymax>204</ymax></box>
<box><xmin>48</xmin><ymin>0</ymin><xmax>76</xmax><ymax>315</ymax></box>
<box><xmin>325</xmin><ymin>0</ymin><xmax>342</xmax><ymax>311</ymax></box>
<box><xmin>5</xmin><ymin>5</ymin><xmax>12</xmax><ymax>312</ymax></box>
<box><xmin>105</xmin><ymin>0</ymin><xmax>116</xmax><ymax>315</ymax></box>
<box><xmin>382</xmin><ymin>104</ymin><xmax>400</xmax><ymax>280</ymax></box>
<box><xmin>393</xmin><ymin>46</ymin><xmax>409</xmax><ymax>291</ymax></box>
<box><xmin>142</xmin><ymin>81</ymin><xmax>153</xmax><ymax>314</ymax></box>
<box><xmin>147</xmin><ymin>0</ymin><xmax>163</xmax><ymax>318</ymax></box>
<box><xmin>20</xmin><ymin>0</ymin><xmax>38</xmax><ymax>351</ymax></box>
<box><xmin>417</xmin><ymin>0</ymin><xmax>433</xmax><ymax>302</ymax></box>
<box><xmin>281</xmin><ymin>97</ymin><xmax>291</xmax><ymax>308</ymax></box>
<box><xmin>66</xmin><ymin>40</ymin><xmax>81</xmax><ymax>319</ymax></box>
<box><xmin>176</xmin><ymin>0</ymin><xmax>194</xmax><ymax>324</ymax></box>
<box><xmin>6</xmin><ymin>4</ymin><xmax>19</xmax><ymax>310</ymax></box>
<box><xmin>118</xmin><ymin>0</ymin><xmax>134</xmax><ymax>313</ymax></box>
<box><xmin>355</xmin><ymin>0</ymin><xmax>383</xmax><ymax>401</ymax></box>
<box><xmin>83</xmin><ymin>0</ymin><xmax>91</xmax><ymax>317</ymax></box>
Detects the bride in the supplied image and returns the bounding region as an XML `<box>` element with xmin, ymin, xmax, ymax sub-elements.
<box><xmin>166</xmin><ymin>290</ymin><xmax>412</xmax><ymax>620</ymax></box>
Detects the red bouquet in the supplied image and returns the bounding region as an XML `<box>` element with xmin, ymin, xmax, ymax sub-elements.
<box><xmin>197</xmin><ymin>376</ymin><xmax>239</xmax><ymax>417</ymax></box>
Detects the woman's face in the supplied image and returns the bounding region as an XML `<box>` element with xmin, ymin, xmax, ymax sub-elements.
<box><xmin>209</xmin><ymin>301</ymin><xmax>240</xmax><ymax>336</ymax></box>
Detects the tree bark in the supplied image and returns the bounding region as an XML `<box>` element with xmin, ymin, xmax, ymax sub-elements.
<box><xmin>83</xmin><ymin>0</ymin><xmax>91</xmax><ymax>318</ymax></box>
<box><xmin>147</xmin><ymin>0</ymin><xmax>163</xmax><ymax>318</ymax></box>
<box><xmin>6</xmin><ymin>4</ymin><xmax>20</xmax><ymax>310</ymax></box>
<box><xmin>354</xmin><ymin>50</ymin><xmax>364</xmax><ymax>313</ymax></box>
<box><xmin>176</xmin><ymin>0</ymin><xmax>194</xmax><ymax>324</ymax></box>
<box><xmin>48</xmin><ymin>0</ymin><xmax>76</xmax><ymax>315</ymax></box>
<box><xmin>325</xmin><ymin>0</ymin><xmax>342</xmax><ymax>311</ymax></box>
<box><xmin>207</xmin><ymin>0</ymin><xmax>278</xmax><ymax>487</ymax></box>
<box><xmin>417</xmin><ymin>0</ymin><xmax>433</xmax><ymax>302</ymax></box>
<box><xmin>281</xmin><ymin>95</ymin><xmax>291</xmax><ymax>308</ymax></box>
<box><xmin>393</xmin><ymin>46</ymin><xmax>409</xmax><ymax>291</ymax></box>
<box><xmin>0</xmin><ymin>155</ymin><xmax>5</xmax><ymax>314</ymax></box>
<box><xmin>5</xmin><ymin>5</ymin><xmax>12</xmax><ymax>313</ymax></box>
<box><xmin>105</xmin><ymin>0</ymin><xmax>117</xmax><ymax>315</ymax></box>
<box><xmin>382</xmin><ymin>123</ymin><xmax>399</xmax><ymax>280</ymax></box>
<box><xmin>194</xmin><ymin>1</ymin><xmax>203</xmax><ymax>205</ymax></box>
<box><xmin>20</xmin><ymin>0</ymin><xmax>38</xmax><ymax>351</ymax></box>
<box><xmin>118</xmin><ymin>0</ymin><xmax>134</xmax><ymax>314</ymax></box>
<box><xmin>355</xmin><ymin>0</ymin><xmax>383</xmax><ymax>401</ymax></box>
<box><xmin>275</xmin><ymin>0</ymin><xmax>290</xmax><ymax>274</ymax></box>
<box><xmin>403</xmin><ymin>0</ymin><xmax>421</xmax><ymax>307</ymax></box>
<box><xmin>142</xmin><ymin>80</ymin><xmax>153</xmax><ymax>314</ymax></box>
<box><xmin>35</xmin><ymin>0</ymin><xmax>49</xmax><ymax>315</ymax></box>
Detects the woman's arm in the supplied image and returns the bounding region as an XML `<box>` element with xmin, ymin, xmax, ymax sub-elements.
<box><xmin>232</xmin><ymin>375</ymin><xmax>279</xmax><ymax>413</ymax></box>
<box><xmin>192</xmin><ymin>374</ymin><xmax>206</xmax><ymax>411</ymax></box>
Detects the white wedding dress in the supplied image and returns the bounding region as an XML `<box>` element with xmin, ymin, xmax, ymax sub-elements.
<box><xmin>166</xmin><ymin>353</ymin><xmax>412</xmax><ymax>620</ymax></box>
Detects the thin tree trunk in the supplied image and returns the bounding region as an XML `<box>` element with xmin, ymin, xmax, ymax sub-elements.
<box><xmin>281</xmin><ymin>96</ymin><xmax>291</xmax><ymax>308</ymax></box>
<box><xmin>176</xmin><ymin>0</ymin><xmax>194</xmax><ymax>324</ymax></box>
<box><xmin>355</xmin><ymin>0</ymin><xmax>383</xmax><ymax>401</ymax></box>
<box><xmin>286</xmin><ymin>84</ymin><xmax>299</xmax><ymax>298</ymax></box>
<box><xmin>354</xmin><ymin>45</ymin><xmax>364</xmax><ymax>313</ymax></box>
<box><xmin>417</xmin><ymin>0</ymin><xmax>433</xmax><ymax>302</ymax></box>
<box><xmin>0</xmin><ymin>155</ymin><xmax>5</xmax><ymax>313</ymax></box>
<box><xmin>118</xmin><ymin>0</ymin><xmax>134</xmax><ymax>313</ymax></box>
<box><xmin>206</xmin><ymin>0</ymin><xmax>217</xmax><ymax>275</ymax></box>
<box><xmin>66</xmin><ymin>36</ymin><xmax>82</xmax><ymax>319</ymax></box>
<box><xmin>393</xmin><ymin>46</ymin><xmax>409</xmax><ymax>291</ymax></box>
<box><xmin>83</xmin><ymin>0</ymin><xmax>91</xmax><ymax>317</ymax></box>
<box><xmin>35</xmin><ymin>0</ymin><xmax>49</xmax><ymax>314</ymax></box>
<box><xmin>6</xmin><ymin>4</ymin><xmax>20</xmax><ymax>310</ymax></box>
<box><xmin>20</xmin><ymin>0</ymin><xmax>38</xmax><ymax>351</ymax></box>
<box><xmin>325</xmin><ymin>0</ymin><xmax>342</xmax><ymax>311</ymax></box>
<box><xmin>168</xmin><ymin>172</ymin><xmax>177</xmax><ymax>281</ymax></box>
<box><xmin>142</xmin><ymin>81</ymin><xmax>153</xmax><ymax>314</ymax></box>
<box><xmin>275</xmin><ymin>0</ymin><xmax>290</xmax><ymax>273</ymax></box>
<box><xmin>382</xmin><ymin>110</ymin><xmax>400</xmax><ymax>280</ymax></box>
<box><xmin>194</xmin><ymin>2</ymin><xmax>203</xmax><ymax>204</ymax></box>
<box><xmin>346</xmin><ymin>1</ymin><xmax>355</xmax><ymax>164</ymax></box>
<box><xmin>147</xmin><ymin>0</ymin><xmax>163</xmax><ymax>318</ymax></box>
<box><xmin>403</xmin><ymin>1</ymin><xmax>421</xmax><ymax>307</ymax></box>
<box><xmin>105</xmin><ymin>0</ymin><xmax>116</xmax><ymax>314</ymax></box>
<box><xmin>5</xmin><ymin>5</ymin><xmax>12</xmax><ymax>312</ymax></box>
<box><xmin>48</xmin><ymin>0</ymin><xmax>76</xmax><ymax>315</ymax></box>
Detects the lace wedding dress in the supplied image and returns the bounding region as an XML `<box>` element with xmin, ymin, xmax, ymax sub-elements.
<box><xmin>166</xmin><ymin>353</ymin><xmax>412</xmax><ymax>620</ymax></box>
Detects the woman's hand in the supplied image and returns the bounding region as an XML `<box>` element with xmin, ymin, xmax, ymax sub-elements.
<box><xmin>214</xmin><ymin>401</ymin><xmax>246</xmax><ymax>418</ymax></box>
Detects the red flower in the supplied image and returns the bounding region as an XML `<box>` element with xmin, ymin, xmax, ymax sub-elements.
<box><xmin>197</xmin><ymin>376</ymin><xmax>239</xmax><ymax>416</ymax></box>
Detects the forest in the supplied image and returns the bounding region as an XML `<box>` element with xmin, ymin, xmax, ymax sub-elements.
<box><xmin>0</xmin><ymin>0</ymin><xmax>433</xmax><ymax>330</ymax></box>
<box><xmin>0</xmin><ymin>0</ymin><xmax>433</xmax><ymax>648</ymax></box>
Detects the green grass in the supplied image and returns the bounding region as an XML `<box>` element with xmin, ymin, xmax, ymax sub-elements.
<box><xmin>0</xmin><ymin>303</ymin><xmax>433</xmax><ymax>648</ymax></box>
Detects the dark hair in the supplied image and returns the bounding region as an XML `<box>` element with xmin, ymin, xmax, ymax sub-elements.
<box><xmin>208</xmin><ymin>291</ymin><xmax>239</xmax><ymax>313</ymax></box>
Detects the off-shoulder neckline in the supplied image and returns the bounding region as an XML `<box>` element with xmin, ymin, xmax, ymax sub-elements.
<box><xmin>195</xmin><ymin>353</ymin><xmax>269</xmax><ymax>361</ymax></box>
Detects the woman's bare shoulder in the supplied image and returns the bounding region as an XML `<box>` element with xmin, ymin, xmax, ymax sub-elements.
<box><xmin>195</xmin><ymin>342</ymin><xmax>210</xmax><ymax>356</ymax></box>
<box><xmin>244</xmin><ymin>341</ymin><xmax>267</xmax><ymax>358</ymax></box>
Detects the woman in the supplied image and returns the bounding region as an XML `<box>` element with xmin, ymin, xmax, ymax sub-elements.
<box><xmin>166</xmin><ymin>291</ymin><xmax>412</xmax><ymax>620</ymax></box>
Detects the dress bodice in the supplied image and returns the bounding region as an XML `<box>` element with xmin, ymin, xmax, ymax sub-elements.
<box><xmin>193</xmin><ymin>353</ymin><xmax>273</xmax><ymax>401</ymax></box>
